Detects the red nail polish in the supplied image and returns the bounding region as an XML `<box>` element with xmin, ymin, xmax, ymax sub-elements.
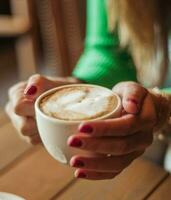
<box><xmin>69</xmin><ymin>138</ymin><xmax>82</xmax><ymax>147</ymax></box>
<box><xmin>77</xmin><ymin>172</ymin><xmax>86</xmax><ymax>178</ymax></box>
<box><xmin>73</xmin><ymin>160</ymin><xmax>84</xmax><ymax>167</ymax></box>
<box><xmin>126</xmin><ymin>98</ymin><xmax>139</xmax><ymax>114</ymax></box>
<box><xmin>127</xmin><ymin>98</ymin><xmax>138</xmax><ymax>105</ymax></box>
<box><xmin>24</xmin><ymin>85</ymin><xmax>37</xmax><ymax>95</ymax></box>
<box><xmin>79</xmin><ymin>125</ymin><xmax>93</xmax><ymax>134</ymax></box>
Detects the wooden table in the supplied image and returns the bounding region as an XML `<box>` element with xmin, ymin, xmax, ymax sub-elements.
<box><xmin>0</xmin><ymin>109</ymin><xmax>171</xmax><ymax>200</ymax></box>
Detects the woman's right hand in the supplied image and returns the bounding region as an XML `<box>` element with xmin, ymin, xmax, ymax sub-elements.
<box><xmin>5</xmin><ymin>74</ymin><xmax>80</xmax><ymax>145</ymax></box>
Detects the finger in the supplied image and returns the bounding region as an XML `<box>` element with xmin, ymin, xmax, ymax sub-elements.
<box><xmin>68</xmin><ymin>131</ymin><xmax>152</xmax><ymax>155</ymax></box>
<box><xmin>24</xmin><ymin>74</ymin><xmax>64</xmax><ymax>98</ymax></box>
<box><xmin>6</xmin><ymin>102</ymin><xmax>41</xmax><ymax>145</ymax></box>
<box><xmin>74</xmin><ymin>169</ymin><xmax>119</xmax><ymax>180</ymax></box>
<box><xmin>78</xmin><ymin>95</ymin><xmax>156</xmax><ymax>138</ymax></box>
<box><xmin>20</xmin><ymin>117</ymin><xmax>39</xmax><ymax>136</ymax></box>
<box><xmin>70</xmin><ymin>151</ymin><xmax>144</xmax><ymax>172</ymax></box>
<box><xmin>79</xmin><ymin>114</ymin><xmax>139</xmax><ymax>136</ymax></box>
<box><xmin>6</xmin><ymin>103</ymin><xmax>38</xmax><ymax>137</ymax></box>
<box><xmin>113</xmin><ymin>82</ymin><xmax>147</xmax><ymax>114</ymax></box>
<box><xmin>10</xmin><ymin>94</ymin><xmax>34</xmax><ymax>117</ymax></box>
<box><xmin>29</xmin><ymin>134</ymin><xmax>42</xmax><ymax>145</ymax></box>
<box><xmin>139</xmin><ymin>93</ymin><xmax>157</xmax><ymax>126</ymax></box>
<box><xmin>13</xmin><ymin>97</ymin><xmax>35</xmax><ymax>117</ymax></box>
<box><xmin>8</xmin><ymin>82</ymin><xmax>35</xmax><ymax>117</ymax></box>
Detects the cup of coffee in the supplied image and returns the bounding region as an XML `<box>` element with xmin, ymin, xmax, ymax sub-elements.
<box><xmin>35</xmin><ymin>84</ymin><xmax>122</xmax><ymax>164</ymax></box>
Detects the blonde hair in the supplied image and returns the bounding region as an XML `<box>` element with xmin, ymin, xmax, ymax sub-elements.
<box><xmin>107</xmin><ymin>0</ymin><xmax>171</xmax><ymax>87</ymax></box>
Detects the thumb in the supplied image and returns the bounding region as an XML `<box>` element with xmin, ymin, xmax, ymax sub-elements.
<box><xmin>113</xmin><ymin>82</ymin><xmax>147</xmax><ymax>114</ymax></box>
<box><xmin>24</xmin><ymin>74</ymin><xmax>63</xmax><ymax>98</ymax></box>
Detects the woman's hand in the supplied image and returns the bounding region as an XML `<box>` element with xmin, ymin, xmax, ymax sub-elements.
<box><xmin>67</xmin><ymin>82</ymin><xmax>157</xmax><ymax>180</ymax></box>
<box><xmin>6</xmin><ymin>74</ymin><xmax>80</xmax><ymax>144</ymax></box>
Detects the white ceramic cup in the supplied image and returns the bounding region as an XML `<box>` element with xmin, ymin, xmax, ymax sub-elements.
<box><xmin>0</xmin><ymin>192</ymin><xmax>25</xmax><ymax>200</ymax></box>
<box><xmin>35</xmin><ymin>84</ymin><xmax>122</xmax><ymax>164</ymax></box>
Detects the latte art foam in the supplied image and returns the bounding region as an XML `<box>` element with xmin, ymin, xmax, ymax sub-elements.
<box><xmin>40</xmin><ymin>86</ymin><xmax>117</xmax><ymax>121</ymax></box>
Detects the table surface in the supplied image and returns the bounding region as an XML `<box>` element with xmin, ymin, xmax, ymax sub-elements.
<box><xmin>0</xmin><ymin>109</ymin><xmax>171</xmax><ymax>200</ymax></box>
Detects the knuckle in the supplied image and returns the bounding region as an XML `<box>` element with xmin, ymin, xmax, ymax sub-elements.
<box><xmin>14</xmin><ymin>103</ymin><xmax>22</xmax><ymax>115</ymax></box>
<box><xmin>30</xmin><ymin>74</ymin><xmax>45</xmax><ymax>84</ymax></box>
<box><xmin>14</xmin><ymin>99</ymin><xmax>30</xmax><ymax>116</ymax></box>
<box><xmin>30</xmin><ymin>74</ymin><xmax>42</xmax><ymax>80</ymax></box>
<box><xmin>128</xmin><ymin>83</ymin><xmax>147</xmax><ymax>97</ymax></box>
<box><xmin>20</xmin><ymin>124</ymin><xmax>29</xmax><ymax>136</ymax></box>
<box><xmin>30</xmin><ymin>137</ymin><xmax>40</xmax><ymax>145</ymax></box>
<box><xmin>82</xmin><ymin>139</ymin><xmax>92</xmax><ymax>150</ymax></box>
<box><xmin>20</xmin><ymin>118</ymin><xmax>34</xmax><ymax>136</ymax></box>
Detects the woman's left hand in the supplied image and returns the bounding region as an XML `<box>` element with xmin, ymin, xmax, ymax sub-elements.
<box><xmin>67</xmin><ymin>82</ymin><xmax>157</xmax><ymax>180</ymax></box>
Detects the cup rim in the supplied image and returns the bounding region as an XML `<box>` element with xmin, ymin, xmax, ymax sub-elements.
<box><xmin>35</xmin><ymin>84</ymin><xmax>122</xmax><ymax>124</ymax></box>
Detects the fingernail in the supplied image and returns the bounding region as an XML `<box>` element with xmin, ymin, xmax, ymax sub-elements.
<box><xmin>79</xmin><ymin>124</ymin><xmax>93</xmax><ymax>134</ymax></box>
<box><xmin>76</xmin><ymin>172</ymin><xmax>86</xmax><ymax>178</ymax></box>
<box><xmin>126</xmin><ymin>98</ymin><xmax>139</xmax><ymax>113</ymax></box>
<box><xmin>24</xmin><ymin>85</ymin><xmax>37</xmax><ymax>95</ymax></box>
<box><xmin>72</xmin><ymin>160</ymin><xmax>84</xmax><ymax>167</ymax></box>
<box><xmin>127</xmin><ymin>98</ymin><xmax>138</xmax><ymax>105</ymax></box>
<box><xmin>68</xmin><ymin>138</ymin><xmax>82</xmax><ymax>147</ymax></box>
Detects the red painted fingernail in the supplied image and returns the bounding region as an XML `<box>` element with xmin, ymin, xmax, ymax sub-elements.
<box><xmin>79</xmin><ymin>125</ymin><xmax>93</xmax><ymax>134</ymax></box>
<box><xmin>77</xmin><ymin>172</ymin><xmax>86</xmax><ymax>178</ymax></box>
<box><xmin>24</xmin><ymin>85</ymin><xmax>37</xmax><ymax>95</ymax></box>
<box><xmin>126</xmin><ymin>98</ymin><xmax>139</xmax><ymax>114</ymax></box>
<box><xmin>127</xmin><ymin>98</ymin><xmax>138</xmax><ymax>105</ymax></box>
<box><xmin>72</xmin><ymin>160</ymin><xmax>84</xmax><ymax>167</ymax></box>
<box><xmin>68</xmin><ymin>138</ymin><xmax>82</xmax><ymax>147</ymax></box>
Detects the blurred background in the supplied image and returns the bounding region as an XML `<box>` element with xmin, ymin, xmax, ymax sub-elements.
<box><xmin>0</xmin><ymin>0</ymin><xmax>171</xmax><ymax>108</ymax></box>
<box><xmin>0</xmin><ymin>0</ymin><xmax>86</xmax><ymax>107</ymax></box>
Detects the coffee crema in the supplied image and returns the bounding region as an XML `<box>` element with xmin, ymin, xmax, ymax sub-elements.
<box><xmin>40</xmin><ymin>86</ymin><xmax>117</xmax><ymax>121</ymax></box>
